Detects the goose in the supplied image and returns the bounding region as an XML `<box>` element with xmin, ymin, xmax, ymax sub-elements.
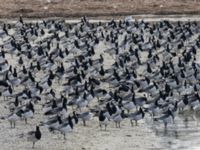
<box><xmin>0</xmin><ymin>79</ymin><xmax>9</xmax><ymax>90</ymax></box>
<box><xmin>2</xmin><ymin>86</ymin><xmax>13</xmax><ymax>100</ymax></box>
<box><xmin>138</xmin><ymin>82</ymin><xmax>159</xmax><ymax>97</ymax></box>
<box><xmin>43</xmin><ymin>99</ymin><xmax>57</xmax><ymax>115</ymax></box>
<box><xmin>39</xmin><ymin>78</ymin><xmax>52</xmax><ymax>91</ymax></box>
<box><xmin>82</xmin><ymin>91</ymin><xmax>94</xmax><ymax>104</ymax></box>
<box><xmin>103</xmin><ymin>102</ymin><xmax>114</xmax><ymax>120</ymax></box>
<box><xmin>88</xmin><ymin>77</ymin><xmax>101</xmax><ymax>86</ymax></box>
<box><xmin>44</xmin><ymin>88</ymin><xmax>56</xmax><ymax>100</ymax></box>
<box><xmin>112</xmin><ymin>110</ymin><xmax>126</xmax><ymax>128</ymax></box>
<box><xmin>188</xmin><ymin>93</ymin><xmax>200</xmax><ymax>108</ymax></box>
<box><xmin>26</xmin><ymin>126</ymin><xmax>42</xmax><ymax>148</ymax></box>
<box><xmin>0</xmin><ymin>61</ymin><xmax>9</xmax><ymax>76</ymax></box>
<box><xmin>177</xmin><ymin>95</ymin><xmax>189</xmax><ymax>112</ymax></box>
<box><xmin>133</xmin><ymin>95</ymin><xmax>147</xmax><ymax>108</ymax></box>
<box><xmin>179</xmin><ymin>81</ymin><xmax>194</xmax><ymax>96</ymax></box>
<box><xmin>56</xmin><ymin>116</ymin><xmax>74</xmax><ymax>140</ymax></box>
<box><xmin>67</xmin><ymin>74</ymin><xmax>82</xmax><ymax>86</ymax></box>
<box><xmin>143</xmin><ymin>99</ymin><xmax>162</xmax><ymax>118</ymax></box>
<box><xmin>7</xmin><ymin>96</ymin><xmax>19</xmax><ymax>112</ymax></box>
<box><xmin>20</xmin><ymin>72</ymin><xmax>36</xmax><ymax>87</ymax></box>
<box><xmin>77</xmin><ymin>111</ymin><xmax>93</xmax><ymax>126</ymax></box>
<box><xmin>18</xmin><ymin>56</ymin><xmax>24</xmax><ymax>66</ymax></box>
<box><xmin>59</xmin><ymin>104</ymin><xmax>68</xmax><ymax>119</ymax></box>
<box><xmin>75</xmin><ymin>96</ymin><xmax>89</xmax><ymax>111</ymax></box>
<box><xmin>128</xmin><ymin>107</ymin><xmax>145</xmax><ymax>126</ymax></box>
<box><xmin>72</xmin><ymin>111</ymin><xmax>79</xmax><ymax>125</ymax></box>
<box><xmin>154</xmin><ymin>109</ymin><xmax>174</xmax><ymax>129</ymax></box>
<box><xmin>14</xmin><ymin>89</ymin><xmax>31</xmax><ymax>104</ymax></box>
<box><xmin>110</xmin><ymin>101</ymin><xmax>122</xmax><ymax>115</ymax></box>
<box><xmin>192</xmin><ymin>104</ymin><xmax>200</xmax><ymax>126</ymax></box>
<box><xmin>105</xmin><ymin>74</ymin><xmax>120</xmax><ymax>88</ymax></box>
<box><xmin>99</xmin><ymin>110</ymin><xmax>109</xmax><ymax>130</ymax></box>
<box><xmin>122</xmin><ymin>95</ymin><xmax>136</xmax><ymax>113</ymax></box>
<box><xmin>137</xmin><ymin>77</ymin><xmax>150</xmax><ymax>90</ymax></box>
<box><xmin>30</xmin><ymin>82</ymin><xmax>43</xmax><ymax>97</ymax></box>
<box><xmin>99</xmin><ymin>91</ymin><xmax>114</xmax><ymax>104</ymax></box>
<box><xmin>118</xmin><ymin>84</ymin><xmax>130</xmax><ymax>94</ymax></box>
<box><xmin>40</xmin><ymin>115</ymin><xmax>63</xmax><ymax>132</ymax></box>
<box><xmin>6</xmin><ymin>109</ymin><xmax>24</xmax><ymax>128</ymax></box>
<box><xmin>90</xmin><ymin>86</ymin><xmax>107</xmax><ymax>100</ymax></box>
<box><xmin>22</xmin><ymin>102</ymin><xmax>35</xmax><ymax>124</ymax></box>
<box><xmin>167</xmin><ymin>75</ymin><xmax>181</xmax><ymax>89</ymax></box>
<box><xmin>194</xmin><ymin>68</ymin><xmax>200</xmax><ymax>80</ymax></box>
<box><xmin>44</xmin><ymin>100</ymin><xmax>67</xmax><ymax>116</ymax></box>
<box><xmin>7</xmin><ymin>75</ymin><xmax>21</xmax><ymax>87</ymax></box>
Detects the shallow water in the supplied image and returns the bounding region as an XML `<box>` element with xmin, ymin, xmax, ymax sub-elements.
<box><xmin>146</xmin><ymin>113</ymin><xmax>200</xmax><ymax>150</ymax></box>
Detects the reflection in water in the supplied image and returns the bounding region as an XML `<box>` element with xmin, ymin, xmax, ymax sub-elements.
<box><xmin>147</xmin><ymin>113</ymin><xmax>200</xmax><ymax>150</ymax></box>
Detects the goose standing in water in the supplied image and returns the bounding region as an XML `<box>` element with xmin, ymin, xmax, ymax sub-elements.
<box><xmin>154</xmin><ymin>109</ymin><xmax>175</xmax><ymax>129</ymax></box>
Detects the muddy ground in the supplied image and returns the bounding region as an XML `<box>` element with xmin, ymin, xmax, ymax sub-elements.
<box><xmin>1</xmin><ymin>0</ymin><xmax>200</xmax><ymax>19</ymax></box>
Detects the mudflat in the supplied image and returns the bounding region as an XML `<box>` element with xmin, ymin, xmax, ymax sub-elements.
<box><xmin>1</xmin><ymin>0</ymin><xmax>200</xmax><ymax>19</ymax></box>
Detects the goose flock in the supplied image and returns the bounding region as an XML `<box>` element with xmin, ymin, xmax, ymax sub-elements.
<box><xmin>0</xmin><ymin>16</ymin><xmax>200</xmax><ymax>148</ymax></box>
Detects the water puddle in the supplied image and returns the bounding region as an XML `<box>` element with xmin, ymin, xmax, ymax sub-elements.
<box><xmin>146</xmin><ymin>114</ymin><xmax>200</xmax><ymax>150</ymax></box>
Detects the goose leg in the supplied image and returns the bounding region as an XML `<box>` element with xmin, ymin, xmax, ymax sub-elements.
<box><xmin>10</xmin><ymin>121</ymin><xmax>12</xmax><ymax>128</ymax></box>
<box><xmin>130</xmin><ymin>120</ymin><xmax>133</xmax><ymax>127</ymax></box>
<box><xmin>151</xmin><ymin>113</ymin><xmax>154</xmax><ymax>120</ymax></box>
<box><xmin>164</xmin><ymin>122</ymin><xmax>167</xmax><ymax>130</ymax></box>
<box><xmin>32</xmin><ymin>142</ymin><xmax>35</xmax><ymax>149</ymax></box>
<box><xmin>184</xmin><ymin>118</ymin><xmax>188</xmax><ymax>128</ymax></box>
<box><xmin>99</xmin><ymin>123</ymin><xmax>102</xmax><ymax>130</ymax></box>
<box><xmin>105</xmin><ymin>124</ymin><xmax>107</xmax><ymax>131</ymax></box>
<box><xmin>83</xmin><ymin>120</ymin><xmax>86</xmax><ymax>126</ymax></box>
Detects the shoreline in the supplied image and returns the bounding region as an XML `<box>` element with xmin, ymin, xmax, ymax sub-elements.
<box><xmin>1</xmin><ymin>15</ymin><xmax>200</xmax><ymax>24</ymax></box>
